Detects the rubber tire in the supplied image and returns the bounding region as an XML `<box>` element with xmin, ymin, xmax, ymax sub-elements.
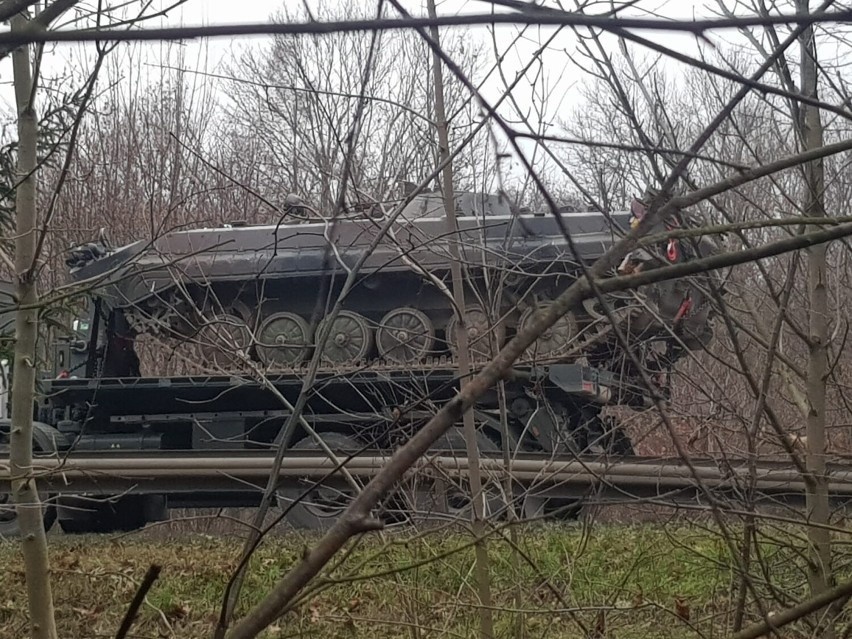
<box><xmin>58</xmin><ymin>517</ymin><xmax>111</xmax><ymax>535</ymax></box>
<box><xmin>58</xmin><ymin>495</ymin><xmax>167</xmax><ymax>535</ymax></box>
<box><xmin>415</xmin><ymin>427</ymin><xmax>507</xmax><ymax>523</ymax></box>
<box><xmin>279</xmin><ymin>433</ymin><xmax>363</xmax><ymax>531</ymax></box>
<box><xmin>0</xmin><ymin>422</ymin><xmax>62</xmax><ymax>538</ymax></box>
<box><xmin>521</xmin><ymin>494</ymin><xmax>582</xmax><ymax>522</ymax></box>
<box><xmin>523</xmin><ymin>418</ymin><xmax>635</xmax><ymax>523</ymax></box>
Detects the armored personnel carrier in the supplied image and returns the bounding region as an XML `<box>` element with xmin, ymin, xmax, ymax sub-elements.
<box><xmin>64</xmin><ymin>191</ymin><xmax>716</xmax><ymax>379</ymax></box>
<box><xmin>0</xmin><ymin>190</ymin><xmax>722</xmax><ymax>534</ymax></box>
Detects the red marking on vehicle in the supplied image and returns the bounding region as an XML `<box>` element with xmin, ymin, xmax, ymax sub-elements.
<box><xmin>667</xmin><ymin>239</ymin><xmax>679</xmax><ymax>262</ymax></box>
<box><xmin>674</xmin><ymin>298</ymin><xmax>693</xmax><ymax>323</ymax></box>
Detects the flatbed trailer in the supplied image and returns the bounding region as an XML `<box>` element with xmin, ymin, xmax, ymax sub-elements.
<box><xmin>2</xmin><ymin>362</ymin><xmax>638</xmax><ymax>534</ymax></box>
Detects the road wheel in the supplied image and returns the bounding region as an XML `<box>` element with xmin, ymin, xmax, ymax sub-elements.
<box><xmin>414</xmin><ymin>427</ymin><xmax>507</xmax><ymax>524</ymax></box>
<box><xmin>280</xmin><ymin>432</ymin><xmax>363</xmax><ymax>531</ymax></box>
<box><xmin>0</xmin><ymin>423</ymin><xmax>62</xmax><ymax>538</ymax></box>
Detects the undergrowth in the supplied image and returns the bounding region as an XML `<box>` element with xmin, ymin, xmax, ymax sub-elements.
<box><xmin>0</xmin><ymin>519</ymin><xmax>845</xmax><ymax>638</ymax></box>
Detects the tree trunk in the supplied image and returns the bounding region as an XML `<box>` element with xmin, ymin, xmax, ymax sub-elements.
<box><xmin>427</xmin><ymin>1</ymin><xmax>494</xmax><ymax>637</ymax></box>
<box><xmin>798</xmin><ymin>1</ymin><xmax>833</xmax><ymax>636</ymax></box>
<box><xmin>9</xmin><ymin>12</ymin><xmax>59</xmax><ymax>639</ymax></box>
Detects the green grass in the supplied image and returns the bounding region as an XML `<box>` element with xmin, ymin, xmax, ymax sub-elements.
<box><xmin>0</xmin><ymin>521</ymin><xmax>843</xmax><ymax>638</ymax></box>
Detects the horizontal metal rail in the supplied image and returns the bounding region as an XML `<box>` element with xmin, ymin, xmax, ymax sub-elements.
<box><xmin>1</xmin><ymin>453</ymin><xmax>851</xmax><ymax>504</ymax></box>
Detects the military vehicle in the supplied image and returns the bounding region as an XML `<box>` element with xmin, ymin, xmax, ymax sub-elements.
<box><xmin>1</xmin><ymin>190</ymin><xmax>721</xmax><ymax>534</ymax></box>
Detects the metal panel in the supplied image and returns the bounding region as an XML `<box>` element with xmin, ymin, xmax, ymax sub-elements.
<box><xmin>66</xmin><ymin>196</ymin><xmax>631</xmax><ymax>308</ymax></box>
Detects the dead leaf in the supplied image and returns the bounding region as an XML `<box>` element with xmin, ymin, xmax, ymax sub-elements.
<box><xmin>165</xmin><ymin>602</ymin><xmax>190</xmax><ymax>621</ymax></box>
<box><xmin>71</xmin><ymin>605</ymin><xmax>101</xmax><ymax>619</ymax></box>
<box><xmin>675</xmin><ymin>596</ymin><xmax>690</xmax><ymax>621</ymax></box>
<box><xmin>346</xmin><ymin>598</ymin><xmax>361</xmax><ymax>613</ymax></box>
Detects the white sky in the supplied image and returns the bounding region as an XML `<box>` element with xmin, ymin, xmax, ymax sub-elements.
<box><xmin>0</xmin><ymin>0</ymin><xmax>812</xmax><ymax>96</ymax></box>
<box><xmin>164</xmin><ymin>0</ymin><xmax>708</xmax><ymax>77</ymax></box>
<box><xmin>0</xmin><ymin>0</ymin><xmax>808</xmax><ymax>186</ymax></box>
<box><xmin>0</xmin><ymin>1</ymin><xmax>709</xmax><ymax>159</ymax></box>
<box><xmin>0</xmin><ymin>0</ymin><xmax>713</xmax><ymax>89</ymax></box>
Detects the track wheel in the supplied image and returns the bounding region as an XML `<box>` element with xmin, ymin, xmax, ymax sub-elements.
<box><xmin>376</xmin><ymin>307</ymin><xmax>435</xmax><ymax>364</ymax></box>
<box><xmin>280</xmin><ymin>433</ymin><xmax>363</xmax><ymax>531</ymax></box>
<box><xmin>256</xmin><ymin>312</ymin><xmax>310</xmax><ymax>367</ymax></box>
<box><xmin>0</xmin><ymin>423</ymin><xmax>63</xmax><ymax>538</ymax></box>
<box><xmin>414</xmin><ymin>428</ymin><xmax>506</xmax><ymax>524</ymax></box>
<box><xmin>316</xmin><ymin>311</ymin><xmax>373</xmax><ymax>365</ymax></box>
<box><xmin>445</xmin><ymin>306</ymin><xmax>505</xmax><ymax>360</ymax></box>
<box><xmin>521</xmin><ymin>493</ymin><xmax>582</xmax><ymax>522</ymax></box>
<box><xmin>197</xmin><ymin>312</ymin><xmax>252</xmax><ymax>370</ymax></box>
<box><xmin>519</xmin><ymin>305</ymin><xmax>578</xmax><ymax>359</ymax></box>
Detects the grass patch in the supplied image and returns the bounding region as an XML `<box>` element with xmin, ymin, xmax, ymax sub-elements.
<box><xmin>0</xmin><ymin>521</ymin><xmax>844</xmax><ymax>638</ymax></box>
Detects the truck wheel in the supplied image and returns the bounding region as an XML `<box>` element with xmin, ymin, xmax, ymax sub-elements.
<box><xmin>280</xmin><ymin>432</ymin><xmax>363</xmax><ymax>531</ymax></box>
<box><xmin>522</xmin><ymin>416</ymin><xmax>634</xmax><ymax>523</ymax></box>
<box><xmin>414</xmin><ymin>428</ymin><xmax>507</xmax><ymax>524</ymax></box>
<box><xmin>0</xmin><ymin>491</ymin><xmax>56</xmax><ymax>538</ymax></box>
<box><xmin>0</xmin><ymin>422</ymin><xmax>63</xmax><ymax>538</ymax></box>
<box><xmin>58</xmin><ymin>495</ymin><xmax>167</xmax><ymax>534</ymax></box>
<box><xmin>58</xmin><ymin>515</ymin><xmax>110</xmax><ymax>534</ymax></box>
<box><xmin>521</xmin><ymin>493</ymin><xmax>582</xmax><ymax>522</ymax></box>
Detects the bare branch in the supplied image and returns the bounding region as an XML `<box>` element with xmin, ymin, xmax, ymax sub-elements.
<box><xmin>731</xmin><ymin>579</ymin><xmax>852</xmax><ymax>639</ymax></box>
<box><xmin>115</xmin><ymin>564</ymin><xmax>161</xmax><ymax>639</ymax></box>
<box><xmin>0</xmin><ymin>9</ymin><xmax>849</xmax><ymax>47</ymax></box>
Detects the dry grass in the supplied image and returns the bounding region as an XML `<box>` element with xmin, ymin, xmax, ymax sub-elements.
<box><xmin>0</xmin><ymin>519</ymin><xmax>843</xmax><ymax>638</ymax></box>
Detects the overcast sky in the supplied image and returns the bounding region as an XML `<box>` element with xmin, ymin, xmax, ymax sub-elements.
<box><xmin>0</xmin><ymin>0</ymin><xmax>797</xmax><ymax>189</ymax></box>
<box><xmin>6</xmin><ymin>0</ymin><xmax>715</xmax><ymax>70</ymax></box>
<box><xmin>0</xmin><ymin>1</ymin><xmax>719</xmax><ymax>115</ymax></box>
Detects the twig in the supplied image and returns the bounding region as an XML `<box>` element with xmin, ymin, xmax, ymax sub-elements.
<box><xmin>731</xmin><ymin>579</ymin><xmax>852</xmax><ymax>639</ymax></box>
<box><xmin>1</xmin><ymin>10</ymin><xmax>852</xmax><ymax>47</ymax></box>
<box><xmin>115</xmin><ymin>564</ymin><xmax>161</xmax><ymax>639</ymax></box>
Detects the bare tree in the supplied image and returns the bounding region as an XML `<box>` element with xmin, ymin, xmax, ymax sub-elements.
<box><xmin>7</xmin><ymin>8</ymin><xmax>60</xmax><ymax>639</ymax></box>
<box><xmin>3</xmin><ymin>4</ymin><xmax>198</xmax><ymax>637</ymax></box>
<box><xmin>220</xmin><ymin>1</ymin><xmax>491</xmax><ymax>214</ymax></box>
<box><xmin>797</xmin><ymin>2</ymin><xmax>834</xmax><ymax>635</ymax></box>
